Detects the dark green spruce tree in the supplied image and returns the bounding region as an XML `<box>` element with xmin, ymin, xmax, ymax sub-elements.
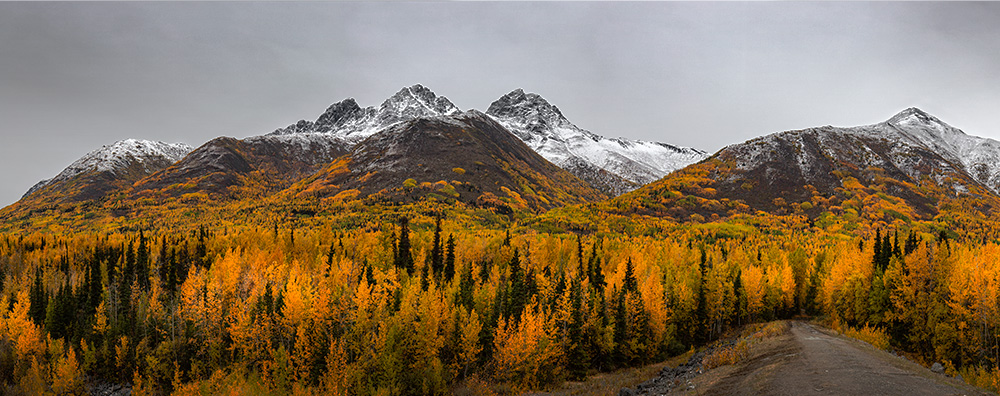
<box><xmin>507</xmin><ymin>249</ymin><xmax>526</xmax><ymax>322</ymax></box>
<box><xmin>430</xmin><ymin>217</ymin><xmax>444</xmax><ymax>279</ymax></box>
<box><xmin>443</xmin><ymin>234</ymin><xmax>456</xmax><ymax>282</ymax></box>
<box><xmin>136</xmin><ymin>231</ymin><xmax>150</xmax><ymax>291</ymax></box>
<box><xmin>29</xmin><ymin>269</ymin><xmax>47</xmax><ymax>326</ymax></box>
<box><xmin>566</xmin><ymin>277</ymin><xmax>590</xmax><ymax>380</ymax></box>
<box><xmin>394</xmin><ymin>217</ymin><xmax>414</xmax><ymax>274</ymax></box>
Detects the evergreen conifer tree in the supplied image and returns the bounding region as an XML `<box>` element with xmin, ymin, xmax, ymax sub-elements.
<box><xmin>430</xmin><ymin>217</ymin><xmax>444</xmax><ymax>278</ymax></box>
<box><xmin>566</xmin><ymin>277</ymin><xmax>589</xmax><ymax>380</ymax></box>
<box><xmin>588</xmin><ymin>241</ymin><xmax>606</xmax><ymax>291</ymax></box>
<box><xmin>394</xmin><ymin>217</ymin><xmax>414</xmax><ymax>274</ymax></box>
<box><xmin>136</xmin><ymin>231</ymin><xmax>150</xmax><ymax>290</ymax></box>
<box><xmin>29</xmin><ymin>269</ymin><xmax>47</xmax><ymax>326</ymax></box>
<box><xmin>623</xmin><ymin>258</ymin><xmax>638</xmax><ymax>294</ymax></box>
<box><xmin>444</xmin><ymin>234</ymin><xmax>456</xmax><ymax>282</ymax></box>
<box><xmin>459</xmin><ymin>261</ymin><xmax>474</xmax><ymax>310</ymax></box>
<box><xmin>507</xmin><ymin>249</ymin><xmax>525</xmax><ymax>322</ymax></box>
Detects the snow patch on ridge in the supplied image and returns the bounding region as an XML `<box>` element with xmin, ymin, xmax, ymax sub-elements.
<box><xmin>270</xmin><ymin>84</ymin><xmax>460</xmax><ymax>144</ymax></box>
<box><xmin>850</xmin><ymin>107</ymin><xmax>1000</xmax><ymax>193</ymax></box>
<box><xmin>24</xmin><ymin>139</ymin><xmax>193</xmax><ymax>198</ymax></box>
<box><xmin>486</xmin><ymin>88</ymin><xmax>708</xmax><ymax>192</ymax></box>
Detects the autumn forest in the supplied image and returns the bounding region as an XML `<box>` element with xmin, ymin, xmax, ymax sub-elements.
<box><xmin>2</xmin><ymin>197</ymin><xmax>1000</xmax><ymax>395</ymax></box>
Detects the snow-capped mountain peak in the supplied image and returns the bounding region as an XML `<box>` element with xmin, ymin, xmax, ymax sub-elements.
<box><xmin>269</xmin><ymin>84</ymin><xmax>459</xmax><ymax>143</ymax></box>
<box><xmin>24</xmin><ymin>139</ymin><xmax>193</xmax><ymax>198</ymax></box>
<box><xmin>57</xmin><ymin>139</ymin><xmax>192</xmax><ymax>177</ymax></box>
<box><xmin>887</xmin><ymin>107</ymin><xmax>964</xmax><ymax>140</ymax></box>
<box><xmin>888</xmin><ymin>107</ymin><xmax>949</xmax><ymax>129</ymax></box>
<box><xmin>313</xmin><ymin>98</ymin><xmax>364</xmax><ymax>133</ymax></box>
<box><xmin>265</xmin><ymin>85</ymin><xmax>706</xmax><ymax>195</ymax></box>
<box><xmin>877</xmin><ymin>108</ymin><xmax>971</xmax><ymax>160</ymax></box>
<box><xmin>486</xmin><ymin>89</ymin><xmax>707</xmax><ymax>195</ymax></box>
<box><xmin>878</xmin><ymin>108</ymin><xmax>1000</xmax><ymax>193</ymax></box>
<box><xmin>379</xmin><ymin>84</ymin><xmax>459</xmax><ymax>118</ymax></box>
<box><xmin>487</xmin><ymin>88</ymin><xmax>575</xmax><ymax>137</ymax></box>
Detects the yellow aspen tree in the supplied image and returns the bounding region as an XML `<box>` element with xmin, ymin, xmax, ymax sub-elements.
<box><xmin>79</xmin><ymin>339</ymin><xmax>97</xmax><ymax>373</ymax></box>
<box><xmin>93</xmin><ymin>300</ymin><xmax>109</xmax><ymax>335</ymax></box>
<box><xmin>116</xmin><ymin>335</ymin><xmax>130</xmax><ymax>372</ymax></box>
<box><xmin>322</xmin><ymin>339</ymin><xmax>350</xmax><ymax>396</ymax></box>
<box><xmin>415</xmin><ymin>283</ymin><xmax>447</xmax><ymax>363</ymax></box>
<box><xmin>282</xmin><ymin>265</ymin><xmax>313</xmax><ymax>330</ymax></box>
<box><xmin>891</xmin><ymin>242</ymin><xmax>936</xmax><ymax>354</ymax></box>
<box><xmin>743</xmin><ymin>264</ymin><xmax>766</xmax><ymax>321</ymax></box>
<box><xmin>180</xmin><ymin>266</ymin><xmax>206</xmax><ymax>332</ymax></box>
<box><xmin>458</xmin><ymin>308</ymin><xmax>482</xmax><ymax>378</ymax></box>
<box><xmin>6</xmin><ymin>290</ymin><xmax>44</xmax><ymax>364</ymax></box>
<box><xmin>491</xmin><ymin>304</ymin><xmax>562</xmax><ymax>391</ymax></box>
<box><xmin>291</xmin><ymin>322</ymin><xmax>315</xmax><ymax>383</ymax></box>
<box><xmin>51</xmin><ymin>345</ymin><xmax>85</xmax><ymax>395</ymax></box>
<box><xmin>17</xmin><ymin>357</ymin><xmax>47</xmax><ymax>395</ymax></box>
<box><xmin>772</xmin><ymin>259</ymin><xmax>796</xmax><ymax>312</ymax></box>
<box><xmin>226</xmin><ymin>297</ymin><xmax>262</xmax><ymax>364</ymax></box>
<box><xmin>640</xmin><ymin>264</ymin><xmax>668</xmax><ymax>346</ymax></box>
<box><xmin>704</xmin><ymin>263</ymin><xmax>734</xmax><ymax>338</ymax></box>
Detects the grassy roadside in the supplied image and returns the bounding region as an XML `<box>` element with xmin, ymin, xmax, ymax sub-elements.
<box><xmin>451</xmin><ymin>350</ymin><xmax>694</xmax><ymax>396</ymax></box>
<box><xmin>538</xmin><ymin>354</ymin><xmax>688</xmax><ymax>396</ymax></box>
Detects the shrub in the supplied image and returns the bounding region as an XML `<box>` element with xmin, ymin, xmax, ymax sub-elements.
<box><xmin>957</xmin><ymin>365</ymin><xmax>1000</xmax><ymax>394</ymax></box>
<box><xmin>703</xmin><ymin>340</ymin><xmax>750</xmax><ymax>369</ymax></box>
<box><xmin>843</xmin><ymin>323</ymin><xmax>890</xmax><ymax>350</ymax></box>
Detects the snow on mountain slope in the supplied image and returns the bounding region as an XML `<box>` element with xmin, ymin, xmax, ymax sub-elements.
<box><xmin>244</xmin><ymin>131</ymin><xmax>348</xmax><ymax>163</ymax></box>
<box><xmin>285</xmin><ymin>110</ymin><xmax>606</xmax><ymax>210</ymax></box>
<box><xmin>270</xmin><ymin>84</ymin><xmax>460</xmax><ymax>143</ymax></box>
<box><xmin>269</xmin><ymin>85</ymin><xmax>705</xmax><ymax>195</ymax></box>
<box><xmin>658</xmin><ymin>107</ymin><xmax>1000</xmax><ymax>221</ymax></box>
<box><xmin>24</xmin><ymin>139</ymin><xmax>192</xmax><ymax>198</ymax></box>
<box><xmin>486</xmin><ymin>89</ymin><xmax>708</xmax><ymax>195</ymax></box>
<box><xmin>837</xmin><ymin>107</ymin><xmax>1000</xmax><ymax>193</ymax></box>
<box><xmin>716</xmin><ymin>107</ymin><xmax>1000</xmax><ymax>194</ymax></box>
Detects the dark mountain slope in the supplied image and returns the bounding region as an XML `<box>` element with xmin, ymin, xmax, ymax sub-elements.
<box><xmin>614</xmin><ymin>109</ymin><xmax>998</xmax><ymax>222</ymax></box>
<box><xmin>132</xmin><ymin>134</ymin><xmax>348</xmax><ymax>200</ymax></box>
<box><xmin>285</xmin><ymin>110</ymin><xmax>607</xmax><ymax>212</ymax></box>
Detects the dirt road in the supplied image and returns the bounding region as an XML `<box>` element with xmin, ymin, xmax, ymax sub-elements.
<box><xmin>697</xmin><ymin>321</ymin><xmax>989</xmax><ymax>396</ymax></box>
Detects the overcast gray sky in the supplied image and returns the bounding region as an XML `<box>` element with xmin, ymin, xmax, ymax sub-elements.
<box><xmin>2</xmin><ymin>2</ymin><xmax>999</xmax><ymax>207</ymax></box>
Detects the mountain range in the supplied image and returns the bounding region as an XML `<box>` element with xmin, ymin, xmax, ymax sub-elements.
<box><xmin>7</xmin><ymin>84</ymin><xmax>1000</xmax><ymax>229</ymax></box>
<box><xmin>10</xmin><ymin>85</ymin><xmax>702</xmax><ymax>212</ymax></box>
<box><xmin>267</xmin><ymin>84</ymin><xmax>707</xmax><ymax>195</ymax></box>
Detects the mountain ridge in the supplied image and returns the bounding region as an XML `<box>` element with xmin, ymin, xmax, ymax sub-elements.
<box><xmin>20</xmin><ymin>138</ymin><xmax>193</xmax><ymax>203</ymax></box>
<box><xmin>270</xmin><ymin>84</ymin><xmax>460</xmax><ymax>143</ymax></box>
<box><xmin>284</xmin><ymin>109</ymin><xmax>606</xmax><ymax>211</ymax></box>
<box><xmin>267</xmin><ymin>85</ymin><xmax>707</xmax><ymax>196</ymax></box>
<box><xmin>486</xmin><ymin>88</ymin><xmax>708</xmax><ymax>195</ymax></box>
<box><xmin>615</xmin><ymin>107</ymin><xmax>999</xmax><ymax>222</ymax></box>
